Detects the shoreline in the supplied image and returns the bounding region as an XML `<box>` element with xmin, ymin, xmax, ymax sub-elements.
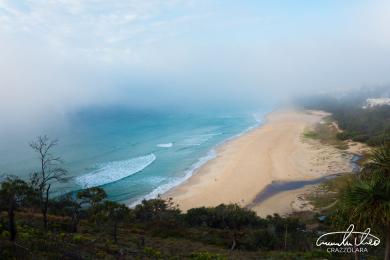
<box><xmin>164</xmin><ymin>108</ymin><xmax>358</xmax><ymax>216</ymax></box>
<box><xmin>129</xmin><ymin>110</ymin><xmax>267</xmax><ymax>207</ymax></box>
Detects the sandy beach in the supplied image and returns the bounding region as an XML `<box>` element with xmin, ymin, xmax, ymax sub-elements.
<box><xmin>165</xmin><ymin>109</ymin><xmax>356</xmax><ymax>216</ymax></box>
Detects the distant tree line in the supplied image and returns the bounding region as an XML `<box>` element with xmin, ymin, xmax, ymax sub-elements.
<box><xmin>297</xmin><ymin>87</ymin><xmax>390</xmax><ymax>146</ymax></box>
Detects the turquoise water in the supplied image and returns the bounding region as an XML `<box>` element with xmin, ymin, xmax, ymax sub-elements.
<box><xmin>0</xmin><ymin>106</ymin><xmax>268</xmax><ymax>205</ymax></box>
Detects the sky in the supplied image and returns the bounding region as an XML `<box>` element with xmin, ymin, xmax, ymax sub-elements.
<box><xmin>1</xmin><ymin>0</ymin><xmax>390</xmax><ymax>131</ymax></box>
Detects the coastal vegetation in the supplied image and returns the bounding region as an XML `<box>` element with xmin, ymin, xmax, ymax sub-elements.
<box><xmin>299</xmin><ymin>88</ymin><xmax>390</xmax><ymax>146</ymax></box>
<box><xmin>303</xmin><ymin>115</ymin><xmax>349</xmax><ymax>150</ymax></box>
<box><xmin>299</xmin><ymin>89</ymin><xmax>390</xmax><ymax>259</ymax></box>
<box><xmin>0</xmin><ymin>183</ymin><xmax>326</xmax><ymax>259</ymax></box>
<box><xmin>336</xmin><ymin>141</ymin><xmax>390</xmax><ymax>260</ymax></box>
<box><xmin>314</xmin><ymin>139</ymin><xmax>390</xmax><ymax>260</ymax></box>
<box><xmin>297</xmin><ymin>90</ymin><xmax>390</xmax><ymax>259</ymax></box>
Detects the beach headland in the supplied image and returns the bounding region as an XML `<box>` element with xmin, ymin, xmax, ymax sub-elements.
<box><xmin>165</xmin><ymin>108</ymin><xmax>359</xmax><ymax>217</ymax></box>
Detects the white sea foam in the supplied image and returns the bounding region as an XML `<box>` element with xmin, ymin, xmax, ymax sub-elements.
<box><xmin>253</xmin><ymin>112</ymin><xmax>264</xmax><ymax>123</ymax></box>
<box><xmin>157</xmin><ymin>143</ymin><xmax>173</xmax><ymax>148</ymax></box>
<box><xmin>129</xmin><ymin>149</ymin><xmax>217</xmax><ymax>207</ymax></box>
<box><xmin>181</xmin><ymin>133</ymin><xmax>222</xmax><ymax>146</ymax></box>
<box><xmin>76</xmin><ymin>153</ymin><xmax>156</xmax><ymax>188</ymax></box>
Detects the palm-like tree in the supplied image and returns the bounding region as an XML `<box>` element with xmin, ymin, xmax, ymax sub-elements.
<box><xmin>344</xmin><ymin>179</ymin><xmax>390</xmax><ymax>229</ymax></box>
<box><xmin>361</xmin><ymin>140</ymin><xmax>390</xmax><ymax>179</ymax></box>
<box><xmin>344</xmin><ymin>179</ymin><xmax>390</xmax><ymax>258</ymax></box>
<box><xmin>339</xmin><ymin>141</ymin><xmax>390</xmax><ymax>260</ymax></box>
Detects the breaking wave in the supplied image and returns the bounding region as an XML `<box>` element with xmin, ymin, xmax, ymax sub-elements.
<box><xmin>157</xmin><ymin>143</ymin><xmax>173</xmax><ymax>148</ymax></box>
<box><xmin>129</xmin><ymin>149</ymin><xmax>217</xmax><ymax>207</ymax></box>
<box><xmin>76</xmin><ymin>154</ymin><xmax>156</xmax><ymax>188</ymax></box>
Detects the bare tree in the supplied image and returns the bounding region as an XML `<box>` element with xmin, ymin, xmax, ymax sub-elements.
<box><xmin>29</xmin><ymin>135</ymin><xmax>67</xmax><ymax>229</ymax></box>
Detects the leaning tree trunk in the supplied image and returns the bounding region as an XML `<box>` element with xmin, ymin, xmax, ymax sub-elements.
<box><xmin>42</xmin><ymin>205</ymin><xmax>48</xmax><ymax>229</ymax></box>
<box><xmin>71</xmin><ymin>212</ymin><xmax>78</xmax><ymax>233</ymax></box>
<box><xmin>284</xmin><ymin>223</ymin><xmax>288</xmax><ymax>251</ymax></box>
<box><xmin>8</xmin><ymin>200</ymin><xmax>16</xmax><ymax>241</ymax></box>
<box><xmin>42</xmin><ymin>198</ymin><xmax>48</xmax><ymax>229</ymax></box>
<box><xmin>113</xmin><ymin>221</ymin><xmax>118</xmax><ymax>244</ymax></box>
<box><xmin>230</xmin><ymin>231</ymin><xmax>237</xmax><ymax>251</ymax></box>
<box><xmin>42</xmin><ymin>185</ymin><xmax>50</xmax><ymax>229</ymax></box>
<box><xmin>385</xmin><ymin>225</ymin><xmax>390</xmax><ymax>260</ymax></box>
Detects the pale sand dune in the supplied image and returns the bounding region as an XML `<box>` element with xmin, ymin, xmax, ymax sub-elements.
<box><xmin>165</xmin><ymin>109</ymin><xmax>353</xmax><ymax>216</ymax></box>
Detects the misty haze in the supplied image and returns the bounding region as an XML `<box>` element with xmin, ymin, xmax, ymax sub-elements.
<box><xmin>0</xmin><ymin>1</ymin><xmax>389</xmax><ymax>259</ymax></box>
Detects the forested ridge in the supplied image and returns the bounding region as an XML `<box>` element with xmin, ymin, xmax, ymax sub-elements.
<box><xmin>298</xmin><ymin>87</ymin><xmax>390</xmax><ymax>145</ymax></box>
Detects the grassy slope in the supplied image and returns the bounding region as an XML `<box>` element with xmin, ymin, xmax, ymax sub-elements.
<box><xmin>302</xmin><ymin>115</ymin><xmax>348</xmax><ymax>150</ymax></box>
<box><xmin>0</xmin><ymin>212</ymin><xmax>333</xmax><ymax>260</ymax></box>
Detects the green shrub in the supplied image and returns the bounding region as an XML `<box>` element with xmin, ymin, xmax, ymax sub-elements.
<box><xmin>185</xmin><ymin>204</ymin><xmax>262</xmax><ymax>229</ymax></box>
<box><xmin>352</xmin><ymin>134</ymin><xmax>369</xmax><ymax>142</ymax></box>
<box><xmin>18</xmin><ymin>231</ymin><xmax>33</xmax><ymax>240</ymax></box>
<box><xmin>135</xmin><ymin>197</ymin><xmax>180</xmax><ymax>223</ymax></box>
<box><xmin>143</xmin><ymin>246</ymin><xmax>163</xmax><ymax>259</ymax></box>
<box><xmin>95</xmin><ymin>250</ymin><xmax>107</xmax><ymax>258</ymax></box>
<box><xmin>0</xmin><ymin>230</ymin><xmax>10</xmax><ymax>239</ymax></box>
<box><xmin>303</xmin><ymin>131</ymin><xmax>319</xmax><ymax>139</ymax></box>
<box><xmin>72</xmin><ymin>234</ymin><xmax>88</xmax><ymax>243</ymax></box>
<box><xmin>190</xmin><ymin>251</ymin><xmax>226</xmax><ymax>260</ymax></box>
<box><xmin>336</xmin><ymin>132</ymin><xmax>349</xmax><ymax>140</ymax></box>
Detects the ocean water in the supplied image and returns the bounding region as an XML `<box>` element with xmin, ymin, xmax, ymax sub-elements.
<box><xmin>0</xmin><ymin>106</ymin><xmax>267</xmax><ymax>205</ymax></box>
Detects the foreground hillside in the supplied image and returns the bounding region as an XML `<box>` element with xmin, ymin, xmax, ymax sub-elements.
<box><xmin>1</xmin><ymin>201</ymin><xmax>330</xmax><ymax>259</ymax></box>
